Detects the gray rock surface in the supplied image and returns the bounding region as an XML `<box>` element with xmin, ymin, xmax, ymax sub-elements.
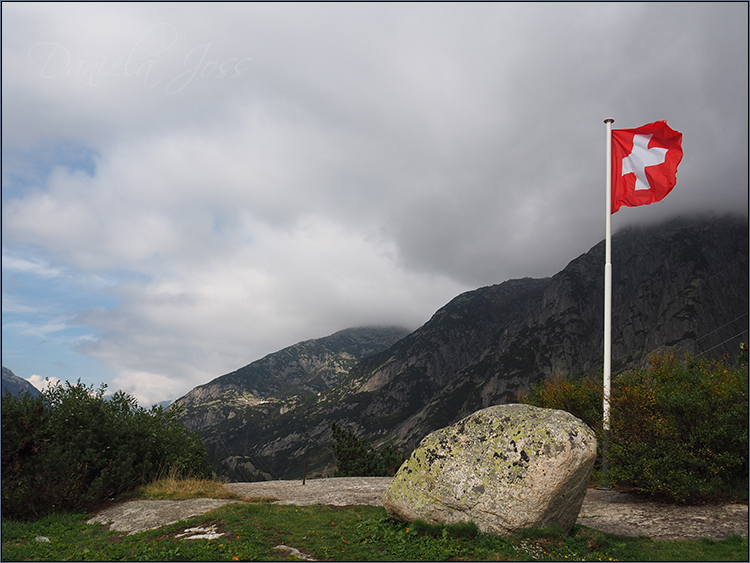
<box><xmin>579</xmin><ymin>488</ymin><xmax>750</xmax><ymax>541</ymax></box>
<box><xmin>224</xmin><ymin>476</ymin><xmax>392</xmax><ymax>506</ymax></box>
<box><xmin>382</xmin><ymin>404</ymin><xmax>597</xmax><ymax>536</ymax></box>
<box><xmin>87</xmin><ymin>498</ymin><xmax>240</xmax><ymax>535</ymax></box>
<box><xmin>85</xmin><ymin>478</ymin><xmax>748</xmax><ymax>541</ymax></box>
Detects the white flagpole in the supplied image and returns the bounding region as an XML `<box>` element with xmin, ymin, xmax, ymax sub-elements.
<box><xmin>602</xmin><ymin>118</ymin><xmax>614</xmax><ymax>487</ymax></box>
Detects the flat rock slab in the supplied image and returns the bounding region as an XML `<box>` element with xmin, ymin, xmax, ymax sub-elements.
<box><xmin>224</xmin><ymin>476</ymin><xmax>393</xmax><ymax>506</ymax></box>
<box><xmin>87</xmin><ymin>498</ymin><xmax>241</xmax><ymax>535</ymax></box>
<box><xmin>579</xmin><ymin>488</ymin><xmax>749</xmax><ymax>541</ymax></box>
<box><xmin>87</xmin><ymin>478</ymin><xmax>748</xmax><ymax>541</ymax></box>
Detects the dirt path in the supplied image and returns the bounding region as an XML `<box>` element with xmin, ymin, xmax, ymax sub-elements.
<box><xmin>88</xmin><ymin>477</ymin><xmax>748</xmax><ymax>541</ymax></box>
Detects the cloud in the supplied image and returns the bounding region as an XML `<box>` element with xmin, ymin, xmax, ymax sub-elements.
<box><xmin>72</xmin><ymin>215</ymin><xmax>466</xmax><ymax>404</ymax></box>
<box><xmin>1</xmin><ymin>252</ymin><xmax>64</xmax><ymax>278</ymax></box>
<box><xmin>2</xmin><ymin>3</ymin><xmax>747</xmax><ymax>405</ymax></box>
<box><xmin>28</xmin><ymin>374</ymin><xmax>62</xmax><ymax>393</ymax></box>
<box><xmin>5</xmin><ymin>319</ymin><xmax>70</xmax><ymax>339</ymax></box>
<box><xmin>108</xmin><ymin>370</ymin><xmax>186</xmax><ymax>408</ymax></box>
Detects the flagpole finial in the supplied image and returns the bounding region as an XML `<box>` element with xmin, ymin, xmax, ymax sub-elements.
<box><xmin>604</xmin><ymin>118</ymin><xmax>615</xmax><ymax>124</ymax></box>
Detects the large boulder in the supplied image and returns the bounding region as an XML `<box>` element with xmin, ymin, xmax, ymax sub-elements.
<box><xmin>382</xmin><ymin>404</ymin><xmax>597</xmax><ymax>536</ymax></box>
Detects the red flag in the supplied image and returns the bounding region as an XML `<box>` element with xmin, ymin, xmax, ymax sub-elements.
<box><xmin>611</xmin><ymin>121</ymin><xmax>683</xmax><ymax>213</ymax></box>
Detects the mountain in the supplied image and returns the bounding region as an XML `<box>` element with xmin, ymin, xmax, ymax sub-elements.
<box><xmin>174</xmin><ymin>325</ymin><xmax>410</xmax><ymax>478</ymax></box>
<box><xmin>175</xmin><ymin>215</ymin><xmax>749</xmax><ymax>481</ymax></box>
<box><xmin>2</xmin><ymin>366</ymin><xmax>42</xmax><ymax>398</ymax></box>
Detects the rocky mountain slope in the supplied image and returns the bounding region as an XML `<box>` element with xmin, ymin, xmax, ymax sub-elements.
<box><xmin>175</xmin><ymin>215</ymin><xmax>749</xmax><ymax>481</ymax></box>
<box><xmin>174</xmin><ymin>326</ymin><xmax>410</xmax><ymax>479</ymax></box>
<box><xmin>2</xmin><ymin>366</ymin><xmax>41</xmax><ymax>398</ymax></box>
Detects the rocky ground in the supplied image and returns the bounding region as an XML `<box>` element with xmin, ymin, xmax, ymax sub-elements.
<box><xmin>576</xmin><ymin>488</ymin><xmax>748</xmax><ymax>541</ymax></box>
<box><xmin>88</xmin><ymin>477</ymin><xmax>748</xmax><ymax>541</ymax></box>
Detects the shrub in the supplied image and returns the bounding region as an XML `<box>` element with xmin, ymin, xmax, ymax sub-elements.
<box><xmin>331</xmin><ymin>422</ymin><xmax>404</xmax><ymax>477</ymax></box>
<box><xmin>2</xmin><ymin>380</ymin><xmax>211</xmax><ymax>520</ymax></box>
<box><xmin>609</xmin><ymin>353</ymin><xmax>748</xmax><ymax>503</ymax></box>
<box><xmin>523</xmin><ymin>352</ymin><xmax>748</xmax><ymax>503</ymax></box>
<box><xmin>521</xmin><ymin>372</ymin><xmax>603</xmax><ymax>435</ymax></box>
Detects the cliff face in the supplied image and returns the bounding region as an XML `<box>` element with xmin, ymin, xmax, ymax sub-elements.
<box><xmin>176</xmin><ymin>215</ymin><xmax>749</xmax><ymax>481</ymax></box>
<box><xmin>609</xmin><ymin>218</ymin><xmax>748</xmax><ymax>368</ymax></box>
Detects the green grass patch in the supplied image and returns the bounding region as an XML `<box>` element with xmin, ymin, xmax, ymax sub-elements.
<box><xmin>2</xmin><ymin>503</ymin><xmax>747</xmax><ymax>561</ymax></box>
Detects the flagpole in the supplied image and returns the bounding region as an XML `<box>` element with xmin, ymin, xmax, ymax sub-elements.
<box><xmin>601</xmin><ymin>118</ymin><xmax>614</xmax><ymax>488</ymax></box>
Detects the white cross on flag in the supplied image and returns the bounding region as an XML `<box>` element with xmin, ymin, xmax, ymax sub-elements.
<box><xmin>611</xmin><ymin>121</ymin><xmax>683</xmax><ymax>213</ymax></box>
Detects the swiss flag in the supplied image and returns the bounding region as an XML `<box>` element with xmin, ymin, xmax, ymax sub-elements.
<box><xmin>611</xmin><ymin>121</ymin><xmax>683</xmax><ymax>213</ymax></box>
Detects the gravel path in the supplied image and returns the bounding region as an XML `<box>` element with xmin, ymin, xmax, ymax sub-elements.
<box><xmin>88</xmin><ymin>477</ymin><xmax>748</xmax><ymax>541</ymax></box>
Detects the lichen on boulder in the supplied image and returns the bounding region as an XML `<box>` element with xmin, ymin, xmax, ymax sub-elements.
<box><xmin>382</xmin><ymin>403</ymin><xmax>597</xmax><ymax>536</ymax></box>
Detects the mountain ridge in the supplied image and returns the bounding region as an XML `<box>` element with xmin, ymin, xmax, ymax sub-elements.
<box><xmin>2</xmin><ymin>366</ymin><xmax>41</xmax><ymax>399</ymax></box>
<box><xmin>176</xmin><ymin>326</ymin><xmax>410</xmax><ymax>436</ymax></box>
<box><xmin>175</xmin><ymin>214</ymin><xmax>749</xmax><ymax>481</ymax></box>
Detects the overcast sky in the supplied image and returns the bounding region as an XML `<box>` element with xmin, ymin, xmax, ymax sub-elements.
<box><xmin>2</xmin><ymin>3</ymin><xmax>748</xmax><ymax>406</ymax></box>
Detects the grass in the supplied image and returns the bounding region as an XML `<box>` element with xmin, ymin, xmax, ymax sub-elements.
<box><xmin>2</xmin><ymin>476</ymin><xmax>747</xmax><ymax>561</ymax></box>
<box><xmin>3</xmin><ymin>503</ymin><xmax>747</xmax><ymax>561</ymax></box>
<box><xmin>128</xmin><ymin>473</ymin><xmax>245</xmax><ymax>501</ymax></box>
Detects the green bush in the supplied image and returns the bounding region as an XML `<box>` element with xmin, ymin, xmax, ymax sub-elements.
<box><xmin>523</xmin><ymin>352</ymin><xmax>748</xmax><ymax>503</ymax></box>
<box><xmin>521</xmin><ymin>371</ymin><xmax>603</xmax><ymax>434</ymax></box>
<box><xmin>2</xmin><ymin>380</ymin><xmax>211</xmax><ymax>520</ymax></box>
<box><xmin>331</xmin><ymin>422</ymin><xmax>404</xmax><ymax>477</ymax></box>
<box><xmin>610</xmin><ymin>353</ymin><xmax>748</xmax><ymax>503</ymax></box>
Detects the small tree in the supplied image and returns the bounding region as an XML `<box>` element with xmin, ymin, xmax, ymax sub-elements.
<box><xmin>330</xmin><ymin>422</ymin><xmax>404</xmax><ymax>477</ymax></box>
